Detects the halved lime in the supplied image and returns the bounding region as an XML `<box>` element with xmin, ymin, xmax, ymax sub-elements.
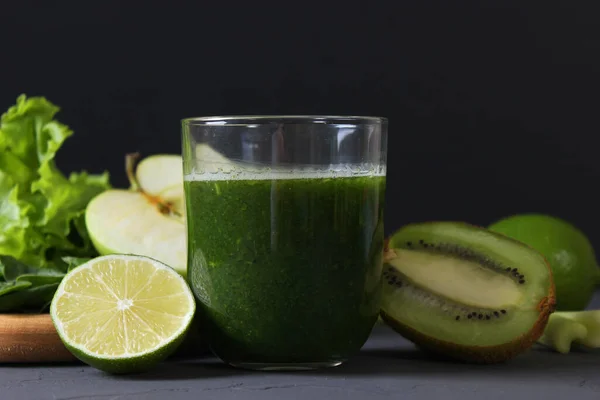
<box><xmin>50</xmin><ymin>254</ymin><xmax>196</xmax><ymax>374</ymax></box>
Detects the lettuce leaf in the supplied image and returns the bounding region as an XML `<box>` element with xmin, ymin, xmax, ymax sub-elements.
<box><xmin>0</xmin><ymin>95</ymin><xmax>110</xmax><ymax>311</ymax></box>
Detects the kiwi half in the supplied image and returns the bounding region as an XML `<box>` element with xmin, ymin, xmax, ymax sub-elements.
<box><xmin>381</xmin><ymin>221</ymin><xmax>556</xmax><ymax>364</ymax></box>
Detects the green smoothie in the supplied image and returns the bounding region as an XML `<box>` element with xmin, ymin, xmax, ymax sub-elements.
<box><xmin>185</xmin><ymin>170</ymin><xmax>386</xmax><ymax>367</ymax></box>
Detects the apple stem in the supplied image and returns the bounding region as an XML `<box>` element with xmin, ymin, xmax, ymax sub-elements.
<box><xmin>125</xmin><ymin>152</ymin><xmax>182</xmax><ymax>218</ymax></box>
<box><xmin>126</xmin><ymin>153</ymin><xmax>141</xmax><ymax>191</ymax></box>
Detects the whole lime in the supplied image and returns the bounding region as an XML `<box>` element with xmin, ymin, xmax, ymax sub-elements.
<box><xmin>488</xmin><ymin>214</ymin><xmax>600</xmax><ymax>311</ymax></box>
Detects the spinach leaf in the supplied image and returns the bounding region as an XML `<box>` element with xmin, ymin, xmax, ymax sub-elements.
<box><xmin>0</xmin><ymin>254</ymin><xmax>89</xmax><ymax>312</ymax></box>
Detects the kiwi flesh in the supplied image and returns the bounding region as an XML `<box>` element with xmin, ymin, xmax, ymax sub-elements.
<box><xmin>381</xmin><ymin>221</ymin><xmax>556</xmax><ymax>364</ymax></box>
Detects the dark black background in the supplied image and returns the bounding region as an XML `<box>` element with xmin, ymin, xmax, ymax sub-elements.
<box><xmin>2</xmin><ymin>1</ymin><xmax>599</xmax><ymax>241</ymax></box>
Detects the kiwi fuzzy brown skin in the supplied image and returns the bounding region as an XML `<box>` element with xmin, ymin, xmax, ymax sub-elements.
<box><xmin>381</xmin><ymin>221</ymin><xmax>557</xmax><ymax>364</ymax></box>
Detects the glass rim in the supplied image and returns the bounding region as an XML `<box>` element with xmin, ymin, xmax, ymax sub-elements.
<box><xmin>181</xmin><ymin>115</ymin><xmax>387</xmax><ymax>126</ymax></box>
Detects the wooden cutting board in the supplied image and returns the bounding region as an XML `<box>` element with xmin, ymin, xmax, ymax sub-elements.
<box><xmin>0</xmin><ymin>313</ymin><xmax>208</xmax><ymax>364</ymax></box>
<box><xmin>0</xmin><ymin>314</ymin><xmax>77</xmax><ymax>363</ymax></box>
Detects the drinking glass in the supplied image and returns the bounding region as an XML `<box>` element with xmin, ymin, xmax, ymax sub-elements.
<box><xmin>182</xmin><ymin>116</ymin><xmax>387</xmax><ymax>370</ymax></box>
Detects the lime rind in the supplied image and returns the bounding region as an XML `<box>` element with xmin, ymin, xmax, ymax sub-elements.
<box><xmin>50</xmin><ymin>254</ymin><xmax>196</xmax><ymax>373</ymax></box>
<box><xmin>488</xmin><ymin>214</ymin><xmax>599</xmax><ymax>310</ymax></box>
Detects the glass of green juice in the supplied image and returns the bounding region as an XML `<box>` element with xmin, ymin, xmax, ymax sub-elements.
<box><xmin>181</xmin><ymin>116</ymin><xmax>387</xmax><ymax>370</ymax></box>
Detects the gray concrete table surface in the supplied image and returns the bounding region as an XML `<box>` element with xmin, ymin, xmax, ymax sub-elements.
<box><xmin>2</xmin><ymin>292</ymin><xmax>600</xmax><ymax>400</ymax></box>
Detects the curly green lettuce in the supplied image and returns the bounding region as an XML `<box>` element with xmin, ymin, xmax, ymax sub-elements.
<box><xmin>0</xmin><ymin>95</ymin><xmax>111</xmax><ymax>311</ymax></box>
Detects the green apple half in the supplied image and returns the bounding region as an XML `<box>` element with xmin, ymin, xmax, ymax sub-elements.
<box><xmin>85</xmin><ymin>154</ymin><xmax>187</xmax><ymax>278</ymax></box>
